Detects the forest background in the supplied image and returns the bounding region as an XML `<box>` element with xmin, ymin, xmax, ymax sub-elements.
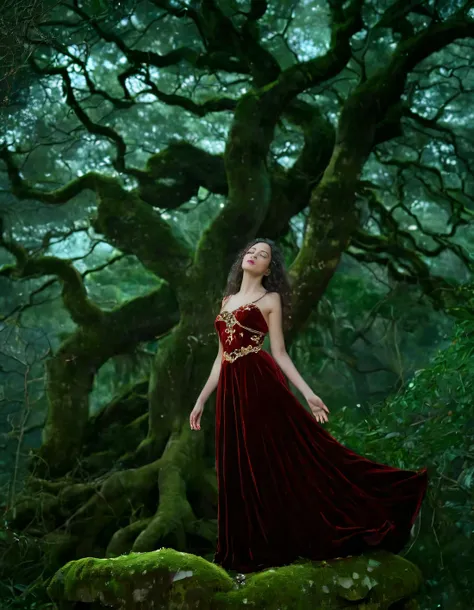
<box><xmin>0</xmin><ymin>0</ymin><xmax>474</xmax><ymax>609</ymax></box>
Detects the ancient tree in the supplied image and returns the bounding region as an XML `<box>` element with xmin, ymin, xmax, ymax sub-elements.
<box><xmin>1</xmin><ymin>0</ymin><xmax>473</xmax><ymax>568</ymax></box>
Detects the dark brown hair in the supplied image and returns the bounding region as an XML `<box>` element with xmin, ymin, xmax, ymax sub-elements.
<box><xmin>221</xmin><ymin>237</ymin><xmax>293</xmax><ymax>332</ymax></box>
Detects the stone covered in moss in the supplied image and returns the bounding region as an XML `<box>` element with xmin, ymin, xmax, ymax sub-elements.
<box><xmin>47</xmin><ymin>548</ymin><xmax>422</xmax><ymax>609</ymax></box>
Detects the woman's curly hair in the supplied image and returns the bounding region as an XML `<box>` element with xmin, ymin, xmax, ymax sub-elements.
<box><xmin>221</xmin><ymin>237</ymin><xmax>293</xmax><ymax>333</ymax></box>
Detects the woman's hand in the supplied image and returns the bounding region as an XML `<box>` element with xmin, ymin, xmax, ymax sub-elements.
<box><xmin>190</xmin><ymin>399</ymin><xmax>204</xmax><ymax>430</ymax></box>
<box><xmin>305</xmin><ymin>391</ymin><xmax>330</xmax><ymax>423</ymax></box>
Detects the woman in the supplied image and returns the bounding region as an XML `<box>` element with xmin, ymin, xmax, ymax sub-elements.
<box><xmin>190</xmin><ymin>237</ymin><xmax>428</xmax><ymax>574</ymax></box>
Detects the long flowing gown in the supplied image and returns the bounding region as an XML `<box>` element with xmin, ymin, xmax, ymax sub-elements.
<box><xmin>213</xmin><ymin>294</ymin><xmax>429</xmax><ymax>573</ymax></box>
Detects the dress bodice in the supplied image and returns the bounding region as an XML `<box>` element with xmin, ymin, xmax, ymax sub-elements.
<box><xmin>215</xmin><ymin>303</ymin><xmax>268</xmax><ymax>363</ymax></box>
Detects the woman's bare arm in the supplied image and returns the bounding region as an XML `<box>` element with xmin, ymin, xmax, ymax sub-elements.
<box><xmin>267</xmin><ymin>292</ymin><xmax>313</xmax><ymax>398</ymax></box>
<box><xmin>195</xmin><ymin>299</ymin><xmax>225</xmax><ymax>406</ymax></box>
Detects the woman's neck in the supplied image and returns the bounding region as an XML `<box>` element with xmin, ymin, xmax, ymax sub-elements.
<box><xmin>238</xmin><ymin>275</ymin><xmax>266</xmax><ymax>296</ymax></box>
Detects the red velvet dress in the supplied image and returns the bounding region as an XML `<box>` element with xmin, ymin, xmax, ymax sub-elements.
<box><xmin>213</xmin><ymin>300</ymin><xmax>428</xmax><ymax>573</ymax></box>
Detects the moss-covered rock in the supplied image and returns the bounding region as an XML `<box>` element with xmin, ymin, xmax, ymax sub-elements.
<box><xmin>46</xmin><ymin>547</ymin><xmax>423</xmax><ymax>609</ymax></box>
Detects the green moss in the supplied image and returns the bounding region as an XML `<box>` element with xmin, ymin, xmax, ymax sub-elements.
<box><xmin>47</xmin><ymin>548</ymin><xmax>422</xmax><ymax>609</ymax></box>
<box><xmin>48</xmin><ymin>548</ymin><xmax>233</xmax><ymax>609</ymax></box>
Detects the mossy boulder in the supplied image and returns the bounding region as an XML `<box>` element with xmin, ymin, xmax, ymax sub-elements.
<box><xmin>47</xmin><ymin>547</ymin><xmax>423</xmax><ymax>609</ymax></box>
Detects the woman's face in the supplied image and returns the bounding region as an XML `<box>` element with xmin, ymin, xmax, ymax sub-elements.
<box><xmin>242</xmin><ymin>242</ymin><xmax>271</xmax><ymax>276</ymax></box>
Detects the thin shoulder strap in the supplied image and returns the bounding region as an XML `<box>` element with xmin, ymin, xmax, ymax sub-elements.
<box><xmin>252</xmin><ymin>290</ymin><xmax>268</xmax><ymax>304</ymax></box>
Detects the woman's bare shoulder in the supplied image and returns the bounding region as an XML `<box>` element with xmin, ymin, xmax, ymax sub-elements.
<box><xmin>264</xmin><ymin>291</ymin><xmax>281</xmax><ymax>310</ymax></box>
<box><xmin>265</xmin><ymin>291</ymin><xmax>280</xmax><ymax>300</ymax></box>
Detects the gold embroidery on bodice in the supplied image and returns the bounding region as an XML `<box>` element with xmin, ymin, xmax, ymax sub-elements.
<box><xmin>215</xmin><ymin>303</ymin><xmax>266</xmax><ymax>363</ymax></box>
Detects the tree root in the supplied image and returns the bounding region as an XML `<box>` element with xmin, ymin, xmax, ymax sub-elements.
<box><xmin>4</xmin><ymin>419</ymin><xmax>217</xmax><ymax>570</ymax></box>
